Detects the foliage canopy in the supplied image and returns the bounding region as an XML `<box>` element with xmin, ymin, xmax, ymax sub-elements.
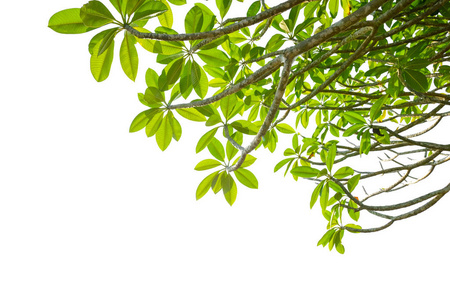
<box><xmin>49</xmin><ymin>0</ymin><xmax>450</xmax><ymax>253</ymax></box>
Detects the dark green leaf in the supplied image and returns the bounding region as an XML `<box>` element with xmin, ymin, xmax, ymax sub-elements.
<box><xmin>401</xmin><ymin>69</ymin><xmax>429</xmax><ymax>92</ymax></box>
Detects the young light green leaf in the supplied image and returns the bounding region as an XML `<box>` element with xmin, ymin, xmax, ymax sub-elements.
<box><xmin>360</xmin><ymin>130</ymin><xmax>372</xmax><ymax>155</ymax></box>
<box><xmin>97</xmin><ymin>27</ymin><xmax>119</xmax><ymax>56</ymax></box>
<box><xmin>48</xmin><ymin>8</ymin><xmax>94</xmax><ymax>34</ymax></box>
<box><xmin>145</xmin><ymin>110</ymin><xmax>164</xmax><ymax>137</ymax></box>
<box><xmin>197</xmin><ymin>49</ymin><xmax>230</xmax><ymax>67</ymax></box>
<box><xmin>132</xmin><ymin>1</ymin><xmax>168</xmax><ymax>23</ymax></box>
<box><xmin>168</xmin><ymin>112</ymin><xmax>182</xmax><ymax>141</ymax></box>
<box><xmin>216</xmin><ymin>0</ymin><xmax>232</xmax><ymax>19</ymax></box>
<box><xmin>291</xmin><ymin>166</ymin><xmax>320</xmax><ymax>178</ymax></box>
<box><xmin>311</xmin><ymin>181</ymin><xmax>325</xmax><ymax>209</ymax></box>
<box><xmin>196</xmin><ymin>127</ymin><xmax>219</xmax><ymax>153</ymax></box>
<box><xmin>207</xmin><ymin>138</ymin><xmax>225</xmax><ymax>162</ymax></box>
<box><xmin>129</xmin><ymin>109</ymin><xmax>150</xmax><ymax>132</ymax></box>
<box><xmin>196</xmin><ymin>171</ymin><xmax>220</xmax><ymax>200</ymax></box>
<box><xmin>274</xmin><ymin>158</ymin><xmax>293</xmax><ymax>173</ymax></box>
<box><xmin>90</xmin><ymin>40</ymin><xmax>115</xmax><ymax>82</ymax></box>
<box><xmin>176</xmin><ymin>108</ymin><xmax>207</xmax><ymax>122</ymax></box>
<box><xmin>222</xmin><ymin>173</ymin><xmax>237</xmax><ymax>206</ymax></box>
<box><xmin>328</xmin><ymin>0</ymin><xmax>339</xmax><ymax>18</ymax></box>
<box><xmin>233</xmin><ymin>155</ymin><xmax>257</xmax><ymax>168</ymax></box>
<box><xmin>347</xmin><ymin>174</ymin><xmax>361</xmax><ymax>192</ymax></box>
<box><xmin>343</xmin><ymin>111</ymin><xmax>366</xmax><ymax>124</ymax></box>
<box><xmin>158</xmin><ymin>0</ymin><xmax>173</xmax><ymax>28</ymax></box>
<box><xmin>191</xmin><ymin>61</ymin><xmax>209</xmax><ymax>99</ymax></box>
<box><xmin>320</xmin><ymin>182</ymin><xmax>329</xmax><ymax>211</ymax></box>
<box><xmin>333</xmin><ymin>166</ymin><xmax>354</xmax><ymax>179</ymax></box>
<box><xmin>120</xmin><ymin>32</ymin><xmax>139</xmax><ymax>81</ymax></box>
<box><xmin>194</xmin><ymin>159</ymin><xmax>223</xmax><ymax>171</ymax></box>
<box><xmin>276</xmin><ymin>123</ymin><xmax>296</xmax><ymax>134</ymax></box>
<box><xmin>235</xmin><ymin>168</ymin><xmax>258</xmax><ymax>189</ymax></box>
<box><xmin>317</xmin><ymin>228</ymin><xmax>337</xmax><ymax>247</ymax></box>
<box><xmin>80</xmin><ymin>1</ymin><xmax>116</xmax><ymax>27</ymax></box>
<box><xmin>185</xmin><ymin>6</ymin><xmax>204</xmax><ymax>34</ymax></box>
<box><xmin>370</xmin><ymin>95</ymin><xmax>387</xmax><ymax>121</ymax></box>
<box><xmin>326</xmin><ymin>144</ymin><xmax>336</xmax><ymax>172</ymax></box>
<box><xmin>155</xmin><ymin>115</ymin><xmax>173</xmax><ymax>151</ymax></box>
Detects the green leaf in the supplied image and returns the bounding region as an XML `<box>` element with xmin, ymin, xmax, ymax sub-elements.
<box><xmin>169</xmin><ymin>0</ymin><xmax>187</xmax><ymax>4</ymax></box>
<box><xmin>336</xmin><ymin>243</ymin><xmax>345</xmax><ymax>254</ymax></box>
<box><xmin>347</xmin><ymin>174</ymin><xmax>361</xmax><ymax>192</ymax></box>
<box><xmin>326</xmin><ymin>144</ymin><xmax>336</xmax><ymax>172</ymax></box>
<box><xmin>191</xmin><ymin>61</ymin><xmax>209</xmax><ymax>99</ymax></box>
<box><xmin>194</xmin><ymin>159</ymin><xmax>223</xmax><ymax>171</ymax></box>
<box><xmin>48</xmin><ymin>8</ymin><xmax>94</xmax><ymax>34</ymax></box>
<box><xmin>168</xmin><ymin>112</ymin><xmax>182</xmax><ymax>141</ymax></box>
<box><xmin>125</xmin><ymin>0</ymin><xmax>147</xmax><ymax>16</ymax></box>
<box><xmin>196</xmin><ymin>127</ymin><xmax>219</xmax><ymax>153</ymax></box>
<box><xmin>145</xmin><ymin>110</ymin><xmax>164</xmax><ymax>137</ymax></box>
<box><xmin>97</xmin><ymin>27</ymin><xmax>119</xmax><ymax>56</ymax></box>
<box><xmin>120</xmin><ymin>32</ymin><xmax>139</xmax><ymax>81</ymax></box>
<box><xmin>329</xmin><ymin>0</ymin><xmax>339</xmax><ymax>18</ymax></box>
<box><xmin>247</xmin><ymin>1</ymin><xmax>261</xmax><ymax>17</ymax></box>
<box><xmin>145</xmin><ymin>67</ymin><xmax>159</xmax><ymax>87</ymax></box>
<box><xmin>197</xmin><ymin>49</ymin><xmax>229</xmax><ymax>67</ymax></box>
<box><xmin>155</xmin><ymin>114</ymin><xmax>173</xmax><ymax>151</ymax></box>
<box><xmin>158</xmin><ymin>0</ymin><xmax>173</xmax><ymax>27</ymax></box>
<box><xmin>311</xmin><ymin>181</ymin><xmax>325</xmax><ymax>209</ymax></box>
<box><xmin>90</xmin><ymin>40</ymin><xmax>115</xmax><ymax>82</ymax></box>
<box><xmin>222</xmin><ymin>173</ymin><xmax>237</xmax><ymax>206</ymax></box>
<box><xmin>226</xmin><ymin>131</ymin><xmax>242</xmax><ymax>161</ymax></box>
<box><xmin>319</xmin><ymin>182</ymin><xmax>329</xmax><ymax>211</ymax></box>
<box><xmin>233</xmin><ymin>154</ymin><xmax>257</xmax><ymax>168</ymax></box>
<box><xmin>132</xmin><ymin>1</ymin><xmax>168</xmax><ymax>22</ymax></box>
<box><xmin>80</xmin><ymin>1</ymin><xmax>116</xmax><ymax>27</ymax></box>
<box><xmin>145</xmin><ymin>86</ymin><xmax>165</xmax><ymax>103</ymax></box>
<box><xmin>276</xmin><ymin>123</ymin><xmax>296</xmax><ymax>134</ymax></box>
<box><xmin>216</xmin><ymin>0</ymin><xmax>232</xmax><ymax>19</ymax></box>
<box><xmin>185</xmin><ymin>6</ymin><xmax>204</xmax><ymax>34</ymax></box>
<box><xmin>333</xmin><ymin>166</ymin><xmax>354</xmax><ymax>179</ymax></box>
<box><xmin>401</xmin><ymin>69</ymin><xmax>429</xmax><ymax>93</ymax></box>
<box><xmin>89</xmin><ymin>29</ymin><xmax>112</xmax><ymax>54</ymax></box>
<box><xmin>166</xmin><ymin>57</ymin><xmax>185</xmax><ymax>86</ymax></box>
<box><xmin>196</xmin><ymin>171</ymin><xmax>220</xmax><ymax>200</ymax></box>
<box><xmin>235</xmin><ymin>168</ymin><xmax>258</xmax><ymax>189</ymax></box>
<box><xmin>343</xmin><ymin>111</ymin><xmax>366</xmax><ymax>124</ymax></box>
<box><xmin>176</xmin><ymin>108</ymin><xmax>207</xmax><ymax>122</ymax></box>
<box><xmin>129</xmin><ymin>109</ymin><xmax>150</xmax><ymax>132</ymax></box>
<box><xmin>220</xmin><ymin>94</ymin><xmax>238</xmax><ymax>120</ymax></box>
<box><xmin>404</xmin><ymin>59</ymin><xmax>430</xmax><ymax>70</ymax></box>
<box><xmin>360</xmin><ymin>130</ymin><xmax>372</xmax><ymax>155</ymax></box>
<box><xmin>343</xmin><ymin>123</ymin><xmax>365</xmax><ymax>137</ymax></box>
<box><xmin>207</xmin><ymin>138</ymin><xmax>225</xmax><ymax>162</ymax></box>
<box><xmin>274</xmin><ymin>158</ymin><xmax>293</xmax><ymax>173</ymax></box>
<box><xmin>369</xmin><ymin>95</ymin><xmax>387</xmax><ymax>121</ymax></box>
<box><xmin>291</xmin><ymin>166</ymin><xmax>320</xmax><ymax>178</ymax></box>
<box><xmin>230</xmin><ymin>120</ymin><xmax>259</xmax><ymax>135</ymax></box>
<box><xmin>347</xmin><ymin>202</ymin><xmax>360</xmax><ymax>222</ymax></box>
<box><xmin>317</xmin><ymin>228</ymin><xmax>336</xmax><ymax>247</ymax></box>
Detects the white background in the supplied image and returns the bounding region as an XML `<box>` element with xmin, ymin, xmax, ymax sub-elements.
<box><xmin>1</xmin><ymin>1</ymin><xmax>449</xmax><ymax>299</ymax></box>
